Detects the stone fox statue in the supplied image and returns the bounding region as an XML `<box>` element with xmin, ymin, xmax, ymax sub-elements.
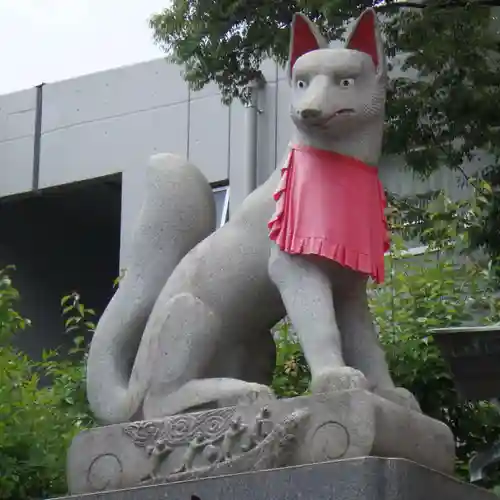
<box><xmin>87</xmin><ymin>8</ymin><xmax>420</xmax><ymax>425</ymax></box>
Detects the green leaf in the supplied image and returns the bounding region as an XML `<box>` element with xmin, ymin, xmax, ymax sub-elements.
<box><xmin>62</xmin><ymin>305</ymin><xmax>73</xmax><ymax>315</ymax></box>
<box><xmin>64</xmin><ymin>316</ymin><xmax>79</xmax><ymax>328</ymax></box>
<box><xmin>60</xmin><ymin>295</ymin><xmax>71</xmax><ymax>307</ymax></box>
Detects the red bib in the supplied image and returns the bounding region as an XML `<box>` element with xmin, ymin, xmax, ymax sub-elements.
<box><xmin>268</xmin><ymin>144</ymin><xmax>389</xmax><ymax>284</ymax></box>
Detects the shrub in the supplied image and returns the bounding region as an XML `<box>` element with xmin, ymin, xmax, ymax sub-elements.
<box><xmin>0</xmin><ymin>269</ymin><xmax>94</xmax><ymax>500</ymax></box>
<box><xmin>372</xmin><ymin>236</ymin><xmax>500</xmax><ymax>485</ymax></box>
<box><xmin>272</xmin><ymin>319</ymin><xmax>310</xmax><ymax>398</ymax></box>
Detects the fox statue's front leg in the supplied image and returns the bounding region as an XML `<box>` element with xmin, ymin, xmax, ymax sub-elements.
<box><xmin>269</xmin><ymin>246</ymin><xmax>420</xmax><ymax>411</ymax></box>
<box><xmin>268</xmin><ymin>246</ymin><xmax>369</xmax><ymax>393</ymax></box>
<box><xmin>332</xmin><ymin>266</ymin><xmax>421</xmax><ymax>411</ymax></box>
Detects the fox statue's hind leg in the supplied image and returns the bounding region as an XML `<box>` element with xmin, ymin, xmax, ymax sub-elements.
<box><xmin>141</xmin><ymin>292</ymin><xmax>275</xmax><ymax>419</ymax></box>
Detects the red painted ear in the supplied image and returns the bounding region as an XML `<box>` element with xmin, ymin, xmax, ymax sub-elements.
<box><xmin>346</xmin><ymin>8</ymin><xmax>379</xmax><ymax>69</ymax></box>
<box><xmin>289</xmin><ymin>14</ymin><xmax>322</xmax><ymax>76</ymax></box>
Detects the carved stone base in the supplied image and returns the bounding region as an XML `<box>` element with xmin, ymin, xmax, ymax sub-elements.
<box><xmin>67</xmin><ymin>389</ymin><xmax>455</xmax><ymax>495</ymax></box>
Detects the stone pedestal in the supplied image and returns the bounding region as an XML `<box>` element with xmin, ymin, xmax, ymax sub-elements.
<box><xmin>67</xmin><ymin>389</ymin><xmax>455</xmax><ymax>495</ymax></box>
<box><xmin>56</xmin><ymin>457</ymin><xmax>496</xmax><ymax>500</ymax></box>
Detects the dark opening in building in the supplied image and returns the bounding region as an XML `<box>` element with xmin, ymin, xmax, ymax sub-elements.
<box><xmin>0</xmin><ymin>173</ymin><xmax>121</xmax><ymax>361</ymax></box>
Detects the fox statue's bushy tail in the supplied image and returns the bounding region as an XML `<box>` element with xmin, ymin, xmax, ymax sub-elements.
<box><xmin>86</xmin><ymin>153</ymin><xmax>216</xmax><ymax>423</ymax></box>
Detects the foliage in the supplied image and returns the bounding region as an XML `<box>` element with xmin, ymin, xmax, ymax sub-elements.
<box><xmin>0</xmin><ymin>271</ymin><xmax>95</xmax><ymax>500</ymax></box>
<box><xmin>272</xmin><ymin>187</ymin><xmax>500</xmax><ymax>487</ymax></box>
<box><xmin>383</xmin><ymin>4</ymin><xmax>500</xmax><ymax>176</ymax></box>
<box><xmin>272</xmin><ymin>319</ymin><xmax>310</xmax><ymax>398</ymax></box>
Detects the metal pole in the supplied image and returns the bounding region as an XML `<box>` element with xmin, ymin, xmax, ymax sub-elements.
<box><xmin>243</xmin><ymin>79</ymin><xmax>264</xmax><ymax>198</ymax></box>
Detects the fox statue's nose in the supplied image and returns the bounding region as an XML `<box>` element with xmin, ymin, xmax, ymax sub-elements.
<box><xmin>300</xmin><ymin>108</ymin><xmax>322</xmax><ymax>120</ymax></box>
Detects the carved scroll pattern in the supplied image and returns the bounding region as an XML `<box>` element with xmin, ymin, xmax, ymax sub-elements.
<box><xmin>123</xmin><ymin>407</ymin><xmax>236</xmax><ymax>449</ymax></box>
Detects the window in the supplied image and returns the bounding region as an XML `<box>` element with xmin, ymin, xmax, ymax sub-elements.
<box><xmin>212</xmin><ymin>185</ymin><xmax>230</xmax><ymax>228</ymax></box>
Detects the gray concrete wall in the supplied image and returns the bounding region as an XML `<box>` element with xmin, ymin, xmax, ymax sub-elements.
<box><xmin>0</xmin><ymin>88</ymin><xmax>38</xmax><ymax>197</ymax></box>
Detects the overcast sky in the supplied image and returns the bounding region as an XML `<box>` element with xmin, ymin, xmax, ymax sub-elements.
<box><xmin>0</xmin><ymin>0</ymin><xmax>170</xmax><ymax>96</ymax></box>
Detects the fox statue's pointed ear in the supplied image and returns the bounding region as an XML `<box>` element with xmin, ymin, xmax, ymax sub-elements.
<box><xmin>346</xmin><ymin>8</ymin><xmax>386</xmax><ymax>77</ymax></box>
<box><xmin>288</xmin><ymin>13</ymin><xmax>329</xmax><ymax>80</ymax></box>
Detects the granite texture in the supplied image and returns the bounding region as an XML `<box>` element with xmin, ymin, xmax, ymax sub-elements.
<box><xmin>67</xmin><ymin>390</ymin><xmax>454</xmax><ymax>495</ymax></box>
<box><xmin>55</xmin><ymin>457</ymin><xmax>497</xmax><ymax>500</ymax></box>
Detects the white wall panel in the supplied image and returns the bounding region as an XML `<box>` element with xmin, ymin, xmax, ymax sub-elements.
<box><xmin>42</xmin><ymin>60</ymin><xmax>188</xmax><ymax>132</ymax></box>
<box><xmin>256</xmin><ymin>82</ymin><xmax>278</xmax><ymax>184</ymax></box>
<box><xmin>40</xmin><ymin>102</ymin><xmax>189</xmax><ymax>188</ymax></box>
<box><xmin>0</xmin><ymin>88</ymin><xmax>36</xmax><ymax>196</ymax></box>
<box><xmin>275</xmin><ymin>80</ymin><xmax>292</xmax><ymax>164</ymax></box>
<box><xmin>188</xmin><ymin>93</ymin><xmax>230</xmax><ymax>182</ymax></box>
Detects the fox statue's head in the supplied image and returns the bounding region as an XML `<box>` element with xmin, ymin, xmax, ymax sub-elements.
<box><xmin>288</xmin><ymin>9</ymin><xmax>387</xmax><ymax>163</ymax></box>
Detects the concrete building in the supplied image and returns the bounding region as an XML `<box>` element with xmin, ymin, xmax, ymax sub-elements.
<box><xmin>0</xmin><ymin>55</ymin><xmax>483</xmax><ymax>358</ymax></box>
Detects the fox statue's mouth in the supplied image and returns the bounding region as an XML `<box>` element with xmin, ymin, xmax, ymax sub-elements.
<box><xmin>323</xmin><ymin>108</ymin><xmax>356</xmax><ymax>123</ymax></box>
<box><xmin>331</xmin><ymin>108</ymin><xmax>355</xmax><ymax>117</ymax></box>
<box><xmin>302</xmin><ymin>108</ymin><xmax>356</xmax><ymax>129</ymax></box>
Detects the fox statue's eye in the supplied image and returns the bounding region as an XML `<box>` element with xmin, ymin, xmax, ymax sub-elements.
<box><xmin>340</xmin><ymin>78</ymin><xmax>355</xmax><ymax>88</ymax></box>
<box><xmin>296</xmin><ymin>80</ymin><xmax>308</xmax><ymax>89</ymax></box>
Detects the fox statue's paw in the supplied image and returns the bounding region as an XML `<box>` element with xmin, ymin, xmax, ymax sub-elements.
<box><xmin>374</xmin><ymin>386</ymin><xmax>421</xmax><ymax>413</ymax></box>
<box><xmin>143</xmin><ymin>379</ymin><xmax>277</xmax><ymax>419</ymax></box>
<box><xmin>310</xmin><ymin>367</ymin><xmax>370</xmax><ymax>394</ymax></box>
<box><xmin>220</xmin><ymin>383</ymin><xmax>276</xmax><ymax>408</ymax></box>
